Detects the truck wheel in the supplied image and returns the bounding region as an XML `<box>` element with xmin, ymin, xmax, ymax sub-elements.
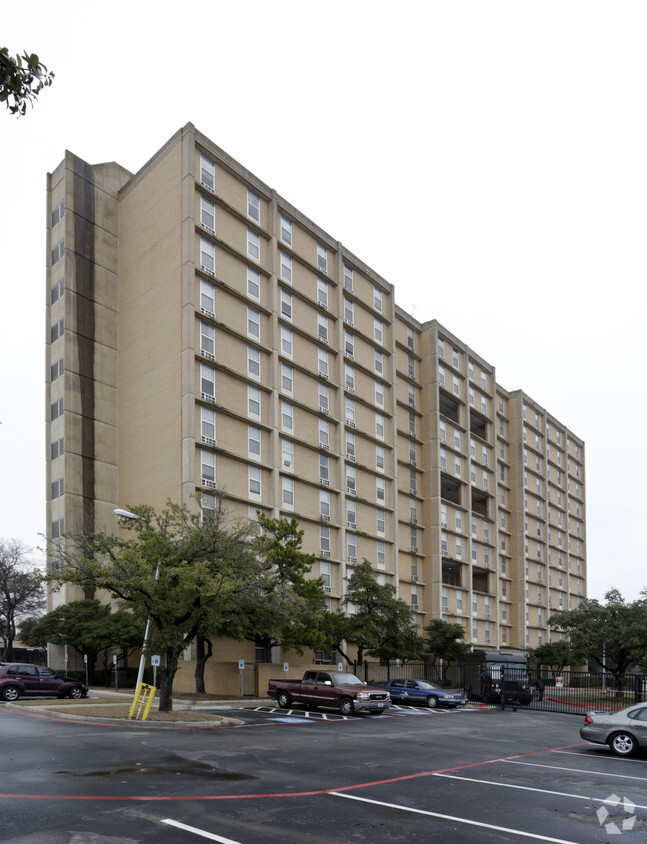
<box><xmin>338</xmin><ymin>697</ymin><xmax>354</xmax><ymax>716</ymax></box>
<box><xmin>277</xmin><ymin>691</ymin><xmax>291</xmax><ymax>709</ymax></box>
<box><xmin>427</xmin><ymin>696</ymin><xmax>439</xmax><ymax>709</ymax></box>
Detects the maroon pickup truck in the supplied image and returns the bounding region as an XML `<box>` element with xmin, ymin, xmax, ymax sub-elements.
<box><xmin>268</xmin><ymin>670</ymin><xmax>391</xmax><ymax>716</ymax></box>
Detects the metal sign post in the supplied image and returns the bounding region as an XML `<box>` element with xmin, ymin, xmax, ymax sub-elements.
<box><xmin>151</xmin><ymin>655</ymin><xmax>160</xmax><ymax>689</ymax></box>
<box><xmin>238</xmin><ymin>659</ymin><xmax>244</xmax><ymax>697</ymax></box>
<box><xmin>113</xmin><ymin>654</ymin><xmax>118</xmax><ymax>692</ymax></box>
<box><xmin>283</xmin><ymin>662</ymin><xmax>289</xmax><ymax>679</ymax></box>
<box><xmin>83</xmin><ymin>653</ymin><xmax>88</xmax><ymax>689</ymax></box>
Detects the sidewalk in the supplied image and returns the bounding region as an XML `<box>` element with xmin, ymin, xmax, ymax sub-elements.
<box><xmin>1</xmin><ymin>687</ymin><xmax>271</xmax><ymax>726</ymax></box>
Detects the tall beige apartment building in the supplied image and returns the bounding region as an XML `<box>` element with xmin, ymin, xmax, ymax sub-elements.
<box><xmin>45</xmin><ymin>123</ymin><xmax>586</xmax><ymax>670</ymax></box>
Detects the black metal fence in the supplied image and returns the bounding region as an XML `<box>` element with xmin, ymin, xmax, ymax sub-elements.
<box><xmin>0</xmin><ymin>647</ymin><xmax>47</xmax><ymax>665</ymax></box>
<box><xmin>358</xmin><ymin>661</ymin><xmax>647</xmax><ymax>715</ymax></box>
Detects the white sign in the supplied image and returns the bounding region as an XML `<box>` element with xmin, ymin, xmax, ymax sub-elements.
<box><xmin>151</xmin><ymin>655</ymin><xmax>161</xmax><ymax>667</ymax></box>
<box><xmin>338</xmin><ymin>663</ymin><xmax>343</xmax><ymax>672</ymax></box>
<box><xmin>83</xmin><ymin>654</ymin><xmax>87</xmax><ymax>664</ymax></box>
<box><xmin>113</xmin><ymin>655</ymin><xmax>117</xmax><ymax>664</ymax></box>
<box><xmin>238</xmin><ymin>659</ymin><xmax>245</xmax><ymax>670</ymax></box>
<box><xmin>283</xmin><ymin>662</ymin><xmax>289</xmax><ymax>673</ymax></box>
<box><xmin>555</xmin><ymin>676</ymin><xmax>564</xmax><ymax>688</ymax></box>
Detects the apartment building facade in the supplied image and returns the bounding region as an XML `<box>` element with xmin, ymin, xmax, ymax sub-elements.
<box><xmin>45</xmin><ymin>123</ymin><xmax>586</xmax><ymax>670</ymax></box>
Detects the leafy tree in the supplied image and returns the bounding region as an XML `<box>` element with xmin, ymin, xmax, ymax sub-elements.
<box><xmin>19</xmin><ymin>600</ymin><xmax>144</xmax><ymax>684</ymax></box>
<box><xmin>0</xmin><ymin>48</ymin><xmax>54</xmax><ymax>116</ymax></box>
<box><xmin>533</xmin><ymin>640</ymin><xmax>580</xmax><ymax>676</ymax></box>
<box><xmin>343</xmin><ymin>559</ymin><xmax>419</xmax><ymax>667</ymax></box>
<box><xmin>422</xmin><ymin>619</ymin><xmax>469</xmax><ymax>682</ymax></box>
<box><xmin>0</xmin><ymin>539</ymin><xmax>45</xmax><ymax>660</ymax></box>
<box><xmin>548</xmin><ymin>589</ymin><xmax>647</xmax><ymax>688</ymax></box>
<box><xmin>49</xmin><ymin>496</ymin><xmax>263</xmax><ymax>711</ymax></box>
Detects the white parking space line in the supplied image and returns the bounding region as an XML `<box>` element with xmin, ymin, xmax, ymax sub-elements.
<box><xmin>432</xmin><ymin>772</ymin><xmax>647</xmax><ymax>811</ymax></box>
<box><xmin>161</xmin><ymin>818</ymin><xmax>241</xmax><ymax>843</ymax></box>
<box><xmin>330</xmin><ymin>792</ymin><xmax>586</xmax><ymax>843</ymax></box>
<box><xmin>503</xmin><ymin>759</ymin><xmax>647</xmax><ymax>782</ymax></box>
<box><xmin>552</xmin><ymin>749</ymin><xmax>647</xmax><ymax>765</ymax></box>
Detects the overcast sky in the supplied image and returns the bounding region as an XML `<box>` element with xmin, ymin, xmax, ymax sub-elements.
<box><xmin>2</xmin><ymin>2</ymin><xmax>645</xmax><ymax>602</ymax></box>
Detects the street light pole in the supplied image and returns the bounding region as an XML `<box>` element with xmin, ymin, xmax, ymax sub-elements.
<box><xmin>113</xmin><ymin>508</ymin><xmax>159</xmax><ymax>696</ymax></box>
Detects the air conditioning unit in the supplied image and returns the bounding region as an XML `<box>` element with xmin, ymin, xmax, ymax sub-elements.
<box><xmin>200</xmin><ymin>180</ymin><xmax>215</xmax><ymax>192</ymax></box>
<box><xmin>440</xmin><ymin>520</ymin><xmax>448</xmax><ymax>527</ymax></box>
<box><xmin>347</xmin><ymin>420</ymin><xmax>356</xmax><ymax>428</ymax></box>
<box><xmin>201</xmin><ymin>223</ymin><xmax>215</xmax><ymax>235</ymax></box>
<box><xmin>411</xmin><ymin>546</ymin><xmax>418</xmax><ymax>554</ymax></box>
<box><xmin>318</xmin><ymin>300</ymin><xmax>328</xmax><ymax>310</ymax></box>
<box><xmin>347</xmin><ymin>555</ymin><xmax>357</xmax><ymax>563</ymax></box>
<box><xmin>202</xmin><ymin>478</ymin><xmax>216</xmax><ymax>489</ymax></box>
<box><xmin>321</xmin><ymin>513</ymin><xmax>330</xmax><ymax>522</ymax></box>
<box><xmin>201</xmin><ymin>265</ymin><xmax>215</xmax><ymax>277</ymax></box>
<box><xmin>411</xmin><ymin>601</ymin><xmax>418</xmax><ymax>610</ymax></box>
<box><xmin>346</xmin><ymin>352</ymin><xmax>355</xmax><ymax>361</ymax></box>
<box><xmin>320</xmin><ymin>372</ymin><xmax>328</xmax><ymax>380</ymax></box>
<box><xmin>411</xmin><ymin>517</ymin><xmax>417</xmax><ymax>525</ymax></box>
<box><xmin>320</xmin><ymin>407</ymin><xmax>329</xmax><ymax>416</ymax></box>
<box><xmin>200</xmin><ymin>307</ymin><xmax>215</xmax><ymax>319</ymax></box>
<box><xmin>319</xmin><ymin>267</ymin><xmax>328</xmax><ymax>275</ymax></box>
<box><xmin>283</xmin><ymin>460</ymin><xmax>292</xmax><ymax>467</ymax></box>
<box><xmin>323</xmin><ymin>586</ymin><xmax>332</xmax><ymax>594</ymax></box>
<box><xmin>319</xmin><ymin>336</ymin><xmax>329</xmax><ymax>345</ymax></box>
<box><xmin>202</xmin><ymin>350</ymin><xmax>215</xmax><ymax>361</ymax></box>
<box><xmin>347</xmin><ymin>486</ymin><xmax>356</xmax><ymax>496</ymax></box>
<box><xmin>347</xmin><ymin>521</ymin><xmax>356</xmax><ymax>529</ymax></box>
<box><xmin>410</xmin><ymin>459</ymin><xmax>416</xmax><ymax>467</ymax></box>
<box><xmin>200</xmin><ymin>392</ymin><xmax>216</xmax><ymax>403</ymax></box>
<box><xmin>347</xmin><ymin>386</ymin><xmax>355</xmax><ymax>394</ymax></box>
<box><xmin>321</xmin><ymin>549</ymin><xmax>331</xmax><ymax>557</ymax></box>
<box><xmin>320</xmin><ymin>442</ymin><xmax>330</xmax><ymax>451</ymax></box>
<box><xmin>344</xmin><ymin>318</ymin><xmax>354</xmax><ymax>326</ymax></box>
<box><xmin>320</xmin><ymin>478</ymin><xmax>330</xmax><ymax>486</ymax></box>
<box><xmin>346</xmin><ymin>453</ymin><xmax>356</xmax><ymax>462</ymax></box>
<box><xmin>409</xmin><ymin>487</ymin><xmax>417</xmax><ymax>496</ymax></box>
<box><xmin>201</xmin><ymin>436</ymin><xmax>216</xmax><ymax>446</ymax></box>
<box><xmin>411</xmin><ymin>575</ymin><xmax>418</xmax><ymax>582</ymax></box>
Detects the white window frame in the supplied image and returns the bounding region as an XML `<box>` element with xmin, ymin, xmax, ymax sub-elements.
<box><xmin>247</xmin><ymin>229</ymin><xmax>260</xmax><ymax>262</ymax></box>
<box><xmin>247</xmin><ymin>189</ymin><xmax>260</xmax><ymax>222</ymax></box>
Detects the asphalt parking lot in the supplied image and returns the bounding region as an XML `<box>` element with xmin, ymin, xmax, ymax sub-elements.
<box><xmin>1</xmin><ymin>702</ymin><xmax>646</xmax><ymax>842</ymax></box>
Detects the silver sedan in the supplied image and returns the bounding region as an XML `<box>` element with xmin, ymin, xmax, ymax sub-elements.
<box><xmin>580</xmin><ymin>703</ymin><xmax>647</xmax><ymax>756</ymax></box>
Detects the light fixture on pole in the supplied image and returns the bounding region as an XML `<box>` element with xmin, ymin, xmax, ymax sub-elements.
<box><xmin>113</xmin><ymin>508</ymin><xmax>159</xmax><ymax>696</ymax></box>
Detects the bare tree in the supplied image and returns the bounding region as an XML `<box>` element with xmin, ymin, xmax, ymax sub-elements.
<box><xmin>0</xmin><ymin>539</ymin><xmax>46</xmax><ymax>660</ymax></box>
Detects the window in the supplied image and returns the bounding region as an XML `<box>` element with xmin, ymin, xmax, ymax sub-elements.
<box><xmin>249</xmin><ymin>465</ymin><xmax>261</xmax><ymax>497</ymax></box>
<box><xmin>51</xmin><ymin>239</ymin><xmax>64</xmax><ymax>265</ymax></box>
<box><xmin>346</xmin><ymin>430</ymin><xmax>356</xmax><ymax>460</ymax></box>
<box><xmin>345</xmin><ymin>363</ymin><xmax>355</xmax><ymax>391</ymax></box>
<box><xmin>50</xmin><ymin>358</ymin><xmax>64</xmax><ymax>382</ymax></box>
<box><xmin>247</xmin><ymin>229</ymin><xmax>260</xmax><ymax>262</ymax></box>
<box><xmin>51</xmin><ymin>278</ymin><xmax>64</xmax><ymax>304</ymax></box>
<box><xmin>374</xmin><ymin>318</ymin><xmax>383</xmax><ymax>344</ymax></box>
<box><xmin>282</xmin><ymin>476</ymin><xmax>294</xmax><ymax>508</ymax></box>
<box><xmin>248</xmin><ymin>425</ymin><xmax>261</xmax><ymax>458</ymax></box>
<box><xmin>200</xmin><ymin>154</ymin><xmax>215</xmax><ymax>190</ymax></box>
<box><xmin>280</xmin><ymin>215</ymin><xmax>292</xmax><ymax>246</ymax></box>
<box><xmin>346</xmin><ymin>397</ymin><xmax>356</xmax><ymax>427</ymax></box>
<box><xmin>200</xmin><ymin>321</ymin><xmax>215</xmax><ymax>358</ymax></box>
<box><xmin>317</xmin><ymin>278</ymin><xmax>328</xmax><ymax>308</ymax></box>
<box><xmin>376</xmin><ymin>444</ymin><xmax>385</xmax><ymax>471</ymax></box>
<box><xmin>317</xmin><ymin>313</ymin><xmax>328</xmax><ymax>343</ymax></box>
<box><xmin>51</xmin><ymin>518</ymin><xmax>64</xmax><ymax>539</ymax></box>
<box><xmin>247</xmin><ymin>190</ymin><xmax>260</xmax><ymax>222</ymax></box>
<box><xmin>201</xmin><ymin>449</ymin><xmax>215</xmax><ymax>485</ymax></box>
<box><xmin>376</xmin><ymin>477</ymin><xmax>385</xmax><ymax>502</ymax></box>
<box><xmin>347</xmin><ymin>533</ymin><xmax>357</xmax><ymax>561</ymax></box>
<box><xmin>248</xmin><ymin>385</ymin><xmax>261</xmax><ymax>417</ymax></box>
<box><xmin>200</xmin><ymin>278</ymin><xmax>215</xmax><ymax>315</ymax></box>
<box><xmin>374</xmin><ymin>286</ymin><xmax>383</xmax><ymax>312</ymax></box>
<box><xmin>407</xmin><ymin>327</ymin><xmax>415</xmax><ymax>351</ymax></box>
<box><xmin>320</xmin><ymin>489</ymin><xmax>330</xmax><ymax>519</ymax></box>
<box><xmin>344</xmin><ymin>297</ymin><xmax>354</xmax><ymax>324</ymax></box>
<box><xmin>320</xmin><ymin>453</ymin><xmax>330</xmax><ymax>484</ymax></box>
<box><xmin>320</xmin><ymin>525</ymin><xmax>331</xmax><ymax>554</ymax></box>
<box><xmin>281</xmin><ymin>401</ymin><xmax>293</xmax><ymax>431</ymax></box>
<box><xmin>201</xmin><ymin>406</ymin><xmax>216</xmax><ymax>444</ymax></box>
<box><xmin>51</xmin><ymin>478</ymin><xmax>64</xmax><ymax>499</ymax></box>
<box><xmin>200</xmin><ymin>363</ymin><xmax>215</xmax><ymax>400</ymax></box>
<box><xmin>452</xmin><ymin>347</ymin><xmax>459</xmax><ymax>368</ymax></box>
<box><xmin>377</xmin><ymin>509</ymin><xmax>385</xmax><ymax>534</ymax></box>
<box><xmin>408</xmin><ymin>412</ymin><xmax>416</xmax><ymax>437</ymax></box>
<box><xmin>375</xmin><ymin>349</ymin><xmax>384</xmax><ymax>375</ymax></box>
<box><xmin>344</xmin><ymin>329</ymin><xmax>354</xmax><ymax>358</ymax></box>
<box><xmin>454</xmin><ymin>428</ymin><xmax>461</xmax><ymax>449</ymax></box>
<box><xmin>200</xmin><ymin>238</ymin><xmax>215</xmax><ymax>274</ymax></box>
<box><xmin>346</xmin><ymin>464</ymin><xmax>356</xmax><ymax>493</ymax></box>
<box><xmin>50</xmin><ymin>318</ymin><xmax>64</xmax><ymax>343</ymax></box>
<box><xmin>440</xmin><ymin>447</ymin><xmax>448</xmax><ymax>471</ymax></box>
<box><xmin>407</xmin><ymin>355</ymin><xmax>415</xmax><ymax>379</ymax></box>
<box><xmin>375</xmin><ymin>381</ymin><xmax>384</xmax><ymax>407</ymax></box>
<box><xmin>453</xmin><ymin>375</ymin><xmax>460</xmax><ymax>396</ymax></box>
<box><xmin>281</xmin><ymin>438</ymin><xmax>294</xmax><ymax>469</ymax></box>
<box><xmin>409</xmin><ymin>468</ymin><xmax>417</xmax><ymax>495</ymax></box>
<box><xmin>281</xmin><ymin>289</ymin><xmax>292</xmax><ymax>320</ymax></box>
<box><xmin>280</xmin><ymin>251</ymin><xmax>292</xmax><ymax>283</ymax></box>
<box><xmin>51</xmin><ymin>199</ymin><xmax>64</xmax><ymax>227</ymax></box>
<box><xmin>344</xmin><ymin>264</ymin><xmax>353</xmax><ymax>291</ymax></box>
<box><xmin>50</xmin><ymin>398</ymin><xmax>63</xmax><ymax>420</ymax></box>
<box><xmin>200</xmin><ymin>195</ymin><xmax>215</xmax><ymax>232</ymax></box>
<box><xmin>317</xmin><ymin>244</ymin><xmax>328</xmax><ymax>273</ymax></box>
<box><xmin>408</xmin><ymin>384</ymin><xmax>415</xmax><ymax>408</ymax></box>
<box><xmin>281</xmin><ymin>363</ymin><xmax>293</xmax><ymax>393</ymax></box>
<box><xmin>247</xmin><ymin>307</ymin><xmax>260</xmax><ymax>339</ymax></box>
<box><xmin>51</xmin><ymin>437</ymin><xmax>64</xmax><ymax>460</ymax></box>
<box><xmin>377</xmin><ymin>541</ymin><xmax>386</xmax><ymax>569</ymax></box>
<box><xmin>318</xmin><ymin>347</ymin><xmax>328</xmax><ymax>378</ymax></box>
<box><xmin>248</xmin><ymin>345</ymin><xmax>260</xmax><ymax>378</ymax></box>
<box><xmin>280</xmin><ymin>326</ymin><xmax>293</xmax><ymax>358</ymax></box>
<box><xmin>318</xmin><ymin>383</ymin><xmax>329</xmax><ymax>413</ymax></box>
<box><xmin>247</xmin><ymin>267</ymin><xmax>260</xmax><ymax>300</ymax></box>
<box><xmin>438</xmin><ymin>337</ymin><xmax>445</xmax><ymax>358</ymax></box>
<box><xmin>347</xmin><ymin>499</ymin><xmax>356</xmax><ymax>526</ymax></box>
<box><xmin>319</xmin><ymin>418</ymin><xmax>330</xmax><ymax>449</ymax></box>
<box><xmin>438</xmin><ymin>364</ymin><xmax>445</xmax><ymax>387</ymax></box>
<box><xmin>375</xmin><ymin>412</ymin><xmax>385</xmax><ymax>439</ymax></box>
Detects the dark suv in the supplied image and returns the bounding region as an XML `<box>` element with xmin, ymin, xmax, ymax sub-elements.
<box><xmin>0</xmin><ymin>663</ymin><xmax>88</xmax><ymax>701</ymax></box>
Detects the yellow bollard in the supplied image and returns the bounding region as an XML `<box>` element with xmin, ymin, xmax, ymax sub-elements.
<box><xmin>128</xmin><ymin>682</ymin><xmax>157</xmax><ymax>720</ymax></box>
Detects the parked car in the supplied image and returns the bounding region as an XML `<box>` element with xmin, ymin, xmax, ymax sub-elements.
<box><xmin>268</xmin><ymin>670</ymin><xmax>391</xmax><ymax>715</ymax></box>
<box><xmin>580</xmin><ymin>704</ymin><xmax>647</xmax><ymax>756</ymax></box>
<box><xmin>377</xmin><ymin>678</ymin><xmax>468</xmax><ymax>708</ymax></box>
<box><xmin>0</xmin><ymin>663</ymin><xmax>88</xmax><ymax>702</ymax></box>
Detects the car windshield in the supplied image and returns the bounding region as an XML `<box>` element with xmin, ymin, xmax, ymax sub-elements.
<box><xmin>334</xmin><ymin>673</ymin><xmax>363</xmax><ymax>685</ymax></box>
<box><xmin>413</xmin><ymin>681</ymin><xmax>440</xmax><ymax>690</ymax></box>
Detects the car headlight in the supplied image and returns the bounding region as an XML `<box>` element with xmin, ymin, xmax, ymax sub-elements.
<box><xmin>356</xmin><ymin>692</ymin><xmax>370</xmax><ymax>700</ymax></box>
